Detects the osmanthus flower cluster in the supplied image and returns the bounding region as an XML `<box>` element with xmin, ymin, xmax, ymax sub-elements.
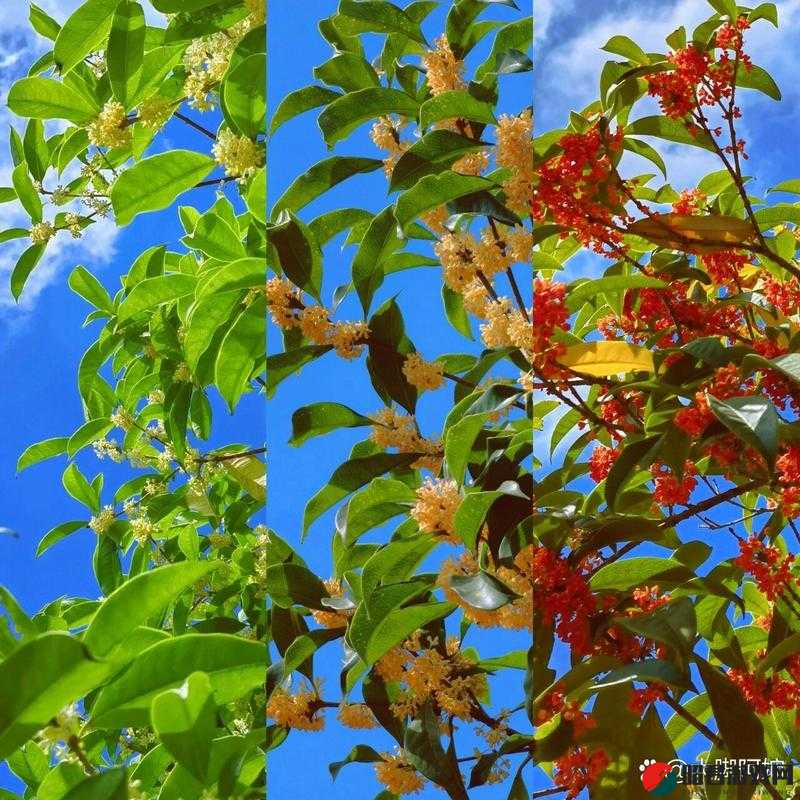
<box><xmin>0</xmin><ymin>1</ymin><xmax>267</xmax><ymax>797</ymax></box>
<box><xmin>265</xmin><ymin>2</ymin><xmax>536</xmax><ymax>798</ymax></box>
<box><xmin>526</xmin><ymin>2</ymin><xmax>800</xmax><ymax>797</ymax></box>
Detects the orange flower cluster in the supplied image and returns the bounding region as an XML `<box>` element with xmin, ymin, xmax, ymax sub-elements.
<box><xmin>375</xmin><ymin>634</ymin><xmax>487</xmax><ymax>722</ymax></box>
<box><xmin>650</xmin><ymin>461</ymin><xmax>697</xmax><ymax>507</ymax></box>
<box><xmin>532</xmin><ymin>278</ymin><xmax>568</xmax><ymax>378</ymax></box>
<box><xmin>674</xmin><ymin>363</ymin><xmax>748</xmax><ymax>439</ymax></box>
<box><xmin>736</xmin><ymin>536</ymin><xmax>796</xmax><ymax>600</ymax></box>
<box><xmin>533</xmin><ymin>124</ymin><xmax>627</xmax><ymax>256</ymax></box>
<box><xmin>438</xmin><ymin>550</ymin><xmax>533</xmax><ymax>630</ymax></box>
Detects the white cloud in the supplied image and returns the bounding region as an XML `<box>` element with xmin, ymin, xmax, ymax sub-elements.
<box><xmin>0</xmin><ymin>1</ymin><xmax>171</xmax><ymax>316</ymax></box>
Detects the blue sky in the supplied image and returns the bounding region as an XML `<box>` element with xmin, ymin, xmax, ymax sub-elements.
<box><xmin>266</xmin><ymin>2</ymin><xmax>532</xmax><ymax>798</ymax></box>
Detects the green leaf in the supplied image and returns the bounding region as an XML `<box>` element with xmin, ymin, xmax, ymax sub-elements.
<box><xmin>36</xmin><ymin>521</ymin><xmax>86</xmax><ymax>557</ymax></box>
<box><xmin>442</xmin><ymin>284</ymin><xmax>473</xmax><ymax>340</ymax></box>
<box><xmin>265</xmin><ymin>562</ymin><xmax>330</xmax><ymax>609</ymax></box>
<box><xmin>222</xmin><ymin>455</ymin><xmax>266</xmax><ymax>502</ymax></box>
<box><xmin>566</xmin><ymin>275</ymin><xmax>667</xmax><ymax>313</ymax></box>
<box><xmin>10</xmin><ymin>244</ymin><xmax>45</xmax><ymax>301</ymax></box>
<box><xmin>0</xmin><ymin>633</ymin><xmax>109</xmax><ymax>759</ymax></box>
<box><xmin>7</xmin><ymin>77</ymin><xmax>98</xmax><ymax>123</ymax></box>
<box><xmin>62</xmin><ymin>463</ymin><xmax>99</xmax><ymax>513</ymax></box>
<box><xmin>84</xmin><ymin>561</ymin><xmax>216</xmax><ymax>658</ymax></box>
<box><xmin>270</xmin><ymin>85</ymin><xmax>341</xmax><ymax>135</ymax></box>
<box><xmin>749</xmin><ymin>3</ymin><xmax>778</xmax><ymax>26</ymax></box>
<box><xmin>196</xmin><ymin>256</ymin><xmax>263</xmax><ymax>297</ymax></box>
<box><xmin>215</xmin><ymin>295</ymin><xmax>266</xmax><ymax>412</ymax></box>
<box><xmin>266</xmin><ymin>210</ymin><xmax>323</xmax><ymax>302</ymax></box>
<box><xmin>352</xmin><ymin>206</ymin><xmax>402</xmax><ymax>314</ymax></box>
<box><xmin>67</xmin><ymin>419</ymin><xmax>112</xmax><ymax>457</ymax></box>
<box><xmin>626</xmin><ymin>115</ymin><xmax>716</xmax><ymax>150</ymax></box>
<box><xmin>111</xmin><ymin>150</ymin><xmax>215</xmax><ymax>226</ymax></box>
<box><xmin>342</xmin><ymin>478</ymin><xmax>416</xmax><ymax>545</ymax></box>
<box><xmin>708</xmin><ymin>395</ymin><xmax>779</xmax><ymax>465</ymax></box>
<box><xmin>624</xmin><ymin>137</ymin><xmax>668</xmax><ymax>179</ymax></box>
<box><xmin>271</xmin><ymin>156</ymin><xmax>383</xmax><ymax>219</ymax></box>
<box><xmin>419</xmin><ymin>90</ymin><xmax>496</xmax><ymax>130</ymax></box>
<box><xmin>613</xmin><ymin>597</ymin><xmax>697</xmax><ymax>664</ymax></box>
<box><xmin>697</xmin><ymin>658</ymin><xmax>766</xmax><ymax>758</ymax></box>
<box><xmin>404</xmin><ymin>704</ymin><xmax>468</xmax><ymax>800</ymax></box>
<box><xmin>183</xmin><ymin>213</ymin><xmax>246</xmax><ymax>261</ymax></box>
<box><xmin>22</xmin><ymin>120</ymin><xmax>48</xmax><ymax>183</ymax></box>
<box><xmin>29</xmin><ymin>4</ymin><xmax>61</xmax><ymax>40</ymax></box>
<box><xmin>91</xmin><ymin>634</ymin><xmax>265</xmax><ymax>728</ymax></box>
<box><xmin>338</xmin><ymin>0</ymin><xmax>427</xmax><ymax>44</ymax></box>
<box><xmin>367</xmin><ymin>297</ymin><xmax>418</xmax><ymax>412</ymax></box>
<box><xmin>395</xmin><ymin>173</ymin><xmax>495</xmax><ymax>230</ymax></box>
<box><xmin>12</xmin><ymin>163</ymin><xmax>42</xmax><ymax>222</ymax></box>
<box><xmin>17</xmin><ymin>436</ymin><xmax>68</xmax><ymax>472</ymax></box>
<box><xmin>303</xmin><ymin>453</ymin><xmax>417</xmax><ymax>537</ymax></box>
<box><xmin>354</xmin><ymin>598</ymin><xmax>455</xmax><ymax>665</ymax></box>
<box><xmin>389</xmin><ymin>129</ymin><xmax>490</xmax><ymax>191</ymax></box>
<box><xmin>59</xmin><ymin>768</ymin><xmax>127</xmax><ymax>800</ymax></box>
<box><xmin>69</xmin><ymin>266</ymin><xmax>114</xmax><ymax>313</ymax></box>
<box><xmin>222</xmin><ymin>53</ymin><xmax>266</xmax><ymax>138</ymax></box>
<box><xmin>453</xmin><ymin>489</ymin><xmax>503</xmax><ymax>549</ymax></box>
<box><xmin>266</xmin><ymin>345</ymin><xmax>332</xmax><ymax>398</ymax></box>
<box><xmin>736</xmin><ymin>63</ymin><xmax>781</xmax><ymax>101</ymax></box>
<box><xmin>107</xmin><ymin>1</ymin><xmax>145</xmax><ymax>108</ymax></box>
<box><xmin>117</xmin><ymin>274</ymin><xmax>196</xmax><ymax>322</ymax></box>
<box><xmin>313</xmin><ymin>53</ymin><xmax>380</xmax><ymax>92</ymax></box>
<box><xmin>318</xmin><ymin>88</ymin><xmax>419</xmax><ymax>148</ymax></box>
<box><xmin>602</xmin><ymin>35</ymin><xmax>649</xmax><ymax>64</ymax></box>
<box><xmin>590</xmin><ymin>557</ymin><xmax>694</xmax><ymax>592</ymax></box>
<box><xmin>449</xmin><ymin>571</ymin><xmax>519</xmax><ymax>610</ymax></box>
<box><xmin>329</xmin><ymin>745</ymin><xmax>383</xmax><ymax>781</ymax></box>
<box><xmin>290</xmin><ymin>402</ymin><xmax>372</xmax><ymax>446</ymax></box>
<box><xmin>151</xmin><ymin>672</ymin><xmax>216</xmax><ymax>782</ymax></box>
<box><xmin>604</xmin><ymin>434</ymin><xmax>660</xmax><ymax>510</ymax></box>
<box><xmin>54</xmin><ymin>0</ymin><xmax>121</xmax><ymax>72</ymax></box>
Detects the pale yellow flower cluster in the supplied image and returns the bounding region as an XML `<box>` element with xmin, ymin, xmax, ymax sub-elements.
<box><xmin>110</xmin><ymin>407</ymin><xmax>135</xmax><ymax>432</ymax></box>
<box><xmin>402</xmin><ymin>352</ymin><xmax>444</xmax><ymax>391</ymax></box>
<box><xmin>375</xmin><ymin>753</ymin><xmax>425</xmax><ymax>796</ymax></box>
<box><xmin>212</xmin><ymin>129</ymin><xmax>263</xmax><ymax>180</ymax></box>
<box><xmin>89</xmin><ymin>505</ymin><xmax>116</xmax><ymax>535</ymax></box>
<box><xmin>64</xmin><ymin>213</ymin><xmax>82</xmax><ymax>239</ymax></box>
<box><xmin>30</xmin><ymin>221</ymin><xmax>54</xmax><ymax>245</ymax></box>
<box><xmin>130</xmin><ymin>515</ymin><xmax>156</xmax><ymax>546</ymax></box>
<box><xmin>480</xmin><ymin>298</ymin><xmax>532</xmax><ymax>352</ymax></box>
<box><xmin>496</xmin><ymin>110</ymin><xmax>533</xmax><ymax>213</ymax></box>
<box><xmin>92</xmin><ymin>438</ymin><xmax>124</xmax><ymax>463</ymax></box>
<box><xmin>267</xmin><ymin>278</ymin><xmax>370</xmax><ymax>359</ymax></box>
<box><xmin>370</xmin><ymin>118</ymin><xmax>409</xmax><ymax>175</ymax></box>
<box><xmin>422</xmin><ymin>35</ymin><xmax>465</xmax><ymax>95</ymax></box>
<box><xmin>410</xmin><ymin>478</ymin><xmax>461</xmax><ymax>540</ymax></box>
<box><xmin>452</xmin><ymin>150</ymin><xmax>490</xmax><ymax>176</ymax></box>
<box><xmin>38</xmin><ymin>704</ymin><xmax>82</xmax><ymax>746</ymax></box>
<box><xmin>370</xmin><ymin>408</ymin><xmax>442</xmax><ymax>472</ymax></box>
<box><xmin>88</xmin><ymin>100</ymin><xmax>131</xmax><ymax>149</ymax></box>
<box><xmin>138</xmin><ymin>96</ymin><xmax>174</xmax><ymax>131</ymax></box>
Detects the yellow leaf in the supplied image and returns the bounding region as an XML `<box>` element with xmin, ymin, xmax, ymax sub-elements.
<box><xmin>557</xmin><ymin>341</ymin><xmax>655</xmax><ymax>377</ymax></box>
<box><xmin>224</xmin><ymin>455</ymin><xmax>266</xmax><ymax>502</ymax></box>
<box><xmin>627</xmin><ymin>213</ymin><xmax>754</xmax><ymax>253</ymax></box>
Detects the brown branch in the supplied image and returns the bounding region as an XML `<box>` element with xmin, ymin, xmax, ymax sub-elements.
<box><xmin>174</xmin><ymin>111</ymin><xmax>217</xmax><ymax>141</ymax></box>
